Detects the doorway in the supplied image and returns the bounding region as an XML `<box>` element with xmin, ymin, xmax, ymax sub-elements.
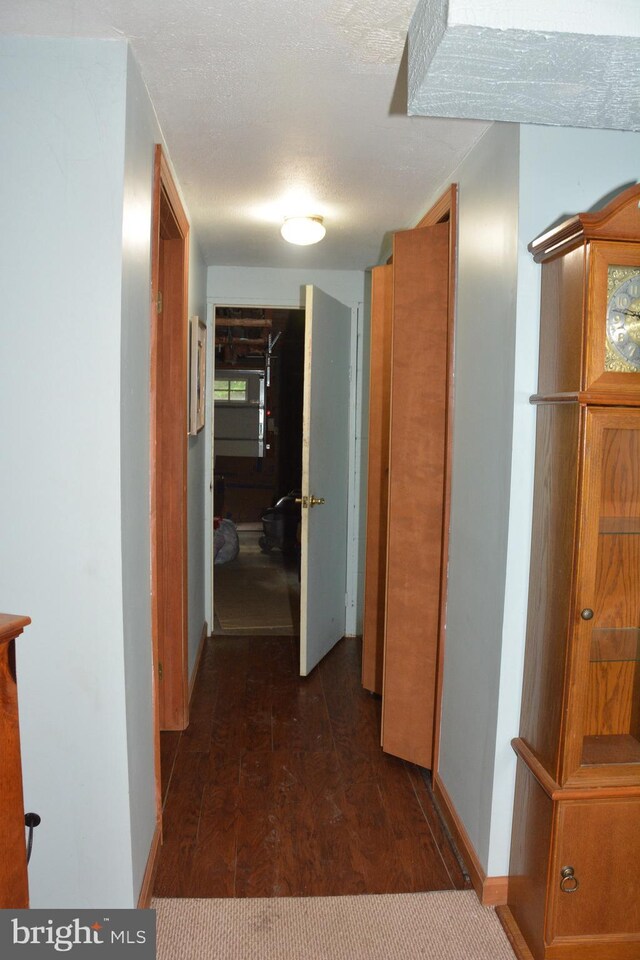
<box><xmin>212</xmin><ymin>305</ymin><xmax>305</xmax><ymax>638</ymax></box>
<box><xmin>149</xmin><ymin>146</ymin><xmax>190</xmax><ymax>846</ymax></box>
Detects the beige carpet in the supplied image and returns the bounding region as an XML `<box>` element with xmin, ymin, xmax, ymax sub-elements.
<box><xmin>214</xmin><ymin>531</ymin><xmax>300</xmax><ymax>634</ymax></box>
<box><xmin>152</xmin><ymin>892</ymin><xmax>516</xmax><ymax>960</ymax></box>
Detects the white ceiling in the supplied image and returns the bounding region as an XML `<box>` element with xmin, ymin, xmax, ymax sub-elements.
<box><xmin>0</xmin><ymin>0</ymin><xmax>490</xmax><ymax>270</ymax></box>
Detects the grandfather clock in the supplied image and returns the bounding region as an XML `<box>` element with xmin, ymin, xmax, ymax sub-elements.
<box><xmin>0</xmin><ymin>613</ymin><xmax>31</xmax><ymax>908</ymax></box>
<box><xmin>502</xmin><ymin>184</ymin><xmax>640</xmax><ymax>959</ymax></box>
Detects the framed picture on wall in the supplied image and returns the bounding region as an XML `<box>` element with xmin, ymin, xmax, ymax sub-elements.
<box><xmin>189</xmin><ymin>316</ymin><xmax>207</xmax><ymax>435</ymax></box>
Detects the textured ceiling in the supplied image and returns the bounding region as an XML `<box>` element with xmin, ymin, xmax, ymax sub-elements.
<box><xmin>408</xmin><ymin>0</ymin><xmax>640</xmax><ymax>132</ymax></box>
<box><xmin>0</xmin><ymin>0</ymin><xmax>490</xmax><ymax>269</ymax></box>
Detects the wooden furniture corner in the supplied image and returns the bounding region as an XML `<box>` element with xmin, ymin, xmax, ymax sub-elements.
<box><xmin>0</xmin><ymin>613</ymin><xmax>31</xmax><ymax>908</ymax></box>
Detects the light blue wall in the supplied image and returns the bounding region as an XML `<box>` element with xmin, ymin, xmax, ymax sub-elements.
<box><xmin>119</xmin><ymin>47</ymin><xmax>167</xmax><ymax>904</ymax></box>
<box><xmin>435</xmin><ymin>122</ymin><xmax>520</xmax><ymax>871</ymax></box>
<box><xmin>0</xmin><ymin>36</ymin><xmax>208</xmax><ymax>908</ymax></box>
<box><xmin>207</xmin><ymin>266</ymin><xmax>365</xmax><ymax>310</ymax></box>
<box><xmin>0</xmin><ymin>37</ymin><xmax>133</xmax><ymax>907</ymax></box>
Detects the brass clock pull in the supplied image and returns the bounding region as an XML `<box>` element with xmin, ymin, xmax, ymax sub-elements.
<box><xmin>560</xmin><ymin>866</ymin><xmax>579</xmax><ymax>893</ymax></box>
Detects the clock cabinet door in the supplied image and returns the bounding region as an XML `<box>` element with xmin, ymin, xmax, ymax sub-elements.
<box><xmin>547</xmin><ymin>798</ymin><xmax>640</xmax><ymax>949</ymax></box>
<box><xmin>584</xmin><ymin>242</ymin><xmax>640</xmax><ymax>398</ymax></box>
<box><xmin>563</xmin><ymin>407</ymin><xmax>640</xmax><ymax>785</ymax></box>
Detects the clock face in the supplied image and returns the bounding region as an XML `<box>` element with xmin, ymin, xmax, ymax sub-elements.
<box><xmin>605</xmin><ymin>266</ymin><xmax>640</xmax><ymax>372</ymax></box>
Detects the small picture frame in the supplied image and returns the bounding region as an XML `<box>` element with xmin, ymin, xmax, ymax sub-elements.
<box><xmin>189</xmin><ymin>316</ymin><xmax>207</xmax><ymax>435</ymax></box>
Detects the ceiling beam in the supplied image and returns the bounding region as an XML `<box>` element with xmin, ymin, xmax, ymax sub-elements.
<box><xmin>408</xmin><ymin>0</ymin><xmax>640</xmax><ymax>132</ymax></box>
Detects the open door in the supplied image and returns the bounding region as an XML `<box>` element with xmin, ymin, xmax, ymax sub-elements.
<box><xmin>381</xmin><ymin>222</ymin><xmax>449</xmax><ymax>768</ymax></box>
<box><xmin>362</xmin><ymin>186</ymin><xmax>458</xmax><ymax>774</ymax></box>
<box><xmin>299</xmin><ymin>286</ymin><xmax>351</xmax><ymax>676</ymax></box>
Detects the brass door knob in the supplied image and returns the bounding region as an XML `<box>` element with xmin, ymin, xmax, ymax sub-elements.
<box><xmin>294</xmin><ymin>495</ymin><xmax>325</xmax><ymax>509</ymax></box>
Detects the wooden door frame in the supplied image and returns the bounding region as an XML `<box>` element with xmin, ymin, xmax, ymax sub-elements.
<box><xmin>415</xmin><ymin>184</ymin><xmax>458</xmax><ymax>778</ymax></box>
<box><xmin>150</xmin><ymin>144</ymin><xmax>190</xmax><ymax>830</ymax></box>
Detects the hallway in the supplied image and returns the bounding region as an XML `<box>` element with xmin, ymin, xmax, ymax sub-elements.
<box><xmin>154</xmin><ymin>635</ymin><xmax>470</xmax><ymax>898</ymax></box>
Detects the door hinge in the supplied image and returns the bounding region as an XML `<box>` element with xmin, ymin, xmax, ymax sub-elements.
<box><xmin>158</xmin><ymin>661</ymin><xmax>163</xmax><ymax>680</ymax></box>
<box><xmin>156</xmin><ymin>290</ymin><xmax>163</xmax><ymax>314</ymax></box>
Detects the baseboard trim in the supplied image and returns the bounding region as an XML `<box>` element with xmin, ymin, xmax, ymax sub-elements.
<box><xmin>496</xmin><ymin>906</ymin><xmax>535</xmax><ymax>959</ymax></box>
<box><xmin>189</xmin><ymin>621</ymin><xmax>208</xmax><ymax>705</ymax></box>
<box><xmin>432</xmin><ymin>772</ymin><xmax>508</xmax><ymax>906</ymax></box>
<box><xmin>482</xmin><ymin>874</ymin><xmax>509</xmax><ymax>907</ymax></box>
<box><xmin>137</xmin><ymin>821</ymin><xmax>161</xmax><ymax>908</ymax></box>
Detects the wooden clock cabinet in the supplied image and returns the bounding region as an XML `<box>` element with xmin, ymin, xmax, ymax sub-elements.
<box><xmin>502</xmin><ymin>185</ymin><xmax>640</xmax><ymax>959</ymax></box>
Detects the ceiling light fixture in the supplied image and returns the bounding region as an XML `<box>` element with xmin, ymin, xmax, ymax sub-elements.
<box><xmin>280</xmin><ymin>215</ymin><xmax>326</xmax><ymax>246</ymax></box>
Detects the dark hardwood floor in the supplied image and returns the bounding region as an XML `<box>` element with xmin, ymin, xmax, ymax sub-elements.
<box><xmin>154</xmin><ymin>635</ymin><xmax>470</xmax><ymax>898</ymax></box>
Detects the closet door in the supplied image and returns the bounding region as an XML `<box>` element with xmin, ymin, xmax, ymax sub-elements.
<box><xmin>381</xmin><ymin>222</ymin><xmax>449</xmax><ymax>768</ymax></box>
<box><xmin>362</xmin><ymin>264</ymin><xmax>393</xmax><ymax>694</ymax></box>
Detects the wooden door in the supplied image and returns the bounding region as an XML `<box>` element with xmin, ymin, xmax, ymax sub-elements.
<box><xmin>362</xmin><ymin>264</ymin><xmax>393</xmax><ymax>694</ymax></box>
<box><xmin>151</xmin><ymin>146</ymin><xmax>190</xmax><ymax>733</ymax></box>
<box><xmin>381</xmin><ymin>222</ymin><xmax>449</xmax><ymax>768</ymax></box>
<box><xmin>299</xmin><ymin>286</ymin><xmax>352</xmax><ymax>676</ymax></box>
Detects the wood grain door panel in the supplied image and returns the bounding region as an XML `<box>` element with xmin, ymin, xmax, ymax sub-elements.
<box><xmin>548</xmin><ymin>798</ymin><xmax>640</xmax><ymax>943</ymax></box>
<box><xmin>381</xmin><ymin>222</ymin><xmax>449</xmax><ymax>768</ymax></box>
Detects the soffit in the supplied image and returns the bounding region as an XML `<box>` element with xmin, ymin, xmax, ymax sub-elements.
<box><xmin>408</xmin><ymin>0</ymin><xmax>640</xmax><ymax>132</ymax></box>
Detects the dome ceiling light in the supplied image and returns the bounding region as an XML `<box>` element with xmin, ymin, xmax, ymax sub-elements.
<box><xmin>280</xmin><ymin>215</ymin><xmax>326</xmax><ymax>246</ymax></box>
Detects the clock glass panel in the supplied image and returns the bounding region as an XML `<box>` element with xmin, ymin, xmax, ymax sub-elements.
<box><xmin>606</xmin><ymin>265</ymin><xmax>640</xmax><ymax>372</ymax></box>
